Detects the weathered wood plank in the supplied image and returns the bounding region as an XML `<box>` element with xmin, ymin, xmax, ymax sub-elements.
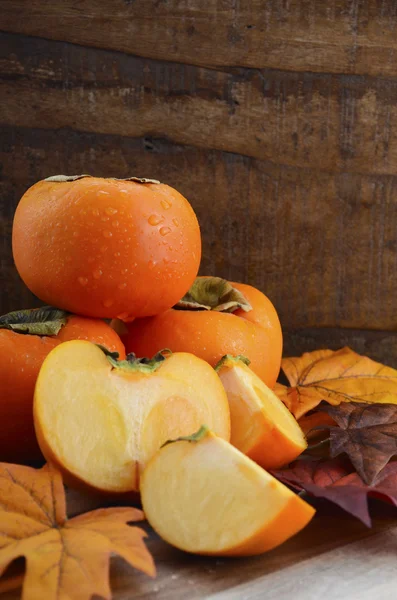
<box><xmin>2</xmin><ymin>124</ymin><xmax>397</xmax><ymax>336</ymax></box>
<box><xmin>3</xmin><ymin>33</ymin><xmax>397</xmax><ymax>175</ymax></box>
<box><xmin>3</xmin><ymin>1</ymin><xmax>397</xmax><ymax>77</ymax></box>
<box><xmin>208</xmin><ymin>521</ymin><xmax>397</xmax><ymax>600</ymax></box>
<box><xmin>1</xmin><ymin>501</ymin><xmax>396</xmax><ymax>600</ymax></box>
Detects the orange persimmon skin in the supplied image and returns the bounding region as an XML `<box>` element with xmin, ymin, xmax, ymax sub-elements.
<box><xmin>0</xmin><ymin>316</ymin><xmax>125</xmax><ymax>464</ymax></box>
<box><xmin>12</xmin><ymin>177</ymin><xmax>201</xmax><ymax>319</ymax></box>
<box><xmin>126</xmin><ymin>281</ymin><xmax>282</xmax><ymax>388</ymax></box>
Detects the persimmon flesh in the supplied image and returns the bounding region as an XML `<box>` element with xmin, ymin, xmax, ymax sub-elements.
<box><xmin>34</xmin><ymin>341</ymin><xmax>230</xmax><ymax>493</ymax></box>
<box><xmin>216</xmin><ymin>356</ymin><xmax>307</xmax><ymax>469</ymax></box>
<box><xmin>12</xmin><ymin>175</ymin><xmax>201</xmax><ymax>319</ymax></box>
<box><xmin>141</xmin><ymin>429</ymin><xmax>315</xmax><ymax>556</ymax></box>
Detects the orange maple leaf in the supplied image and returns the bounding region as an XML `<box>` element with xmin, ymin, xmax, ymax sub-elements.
<box><xmin>0</xmin><ymin>462</ymin><xmax>155</xmax><ymax>599</ymax></box>
<box><xmin>274</xmin><ymin>347</ymin><xmax>397</xmax><ymax>420</ymax></box>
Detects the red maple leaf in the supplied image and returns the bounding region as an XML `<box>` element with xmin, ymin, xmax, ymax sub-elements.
<box><xmin>272</xmin><ymin>458</ymin><xmax>397</xmax><ymax>526</ymax></box>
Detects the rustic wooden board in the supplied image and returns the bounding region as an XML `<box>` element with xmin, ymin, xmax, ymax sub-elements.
<box><xmin>3</xmin><ymin>0</ymin><xmax>397</xmax><ymax>346</ymax></box>
<box><xmin>2</xmin><ymin>19</ymin><xmax>397</xmax><ymax>343</ymax></box>
<box><xmin>3</xmin><ymin>0</ymin><xmax>397</xmax><ymax>77</ymax></box>
<box><xmin>1</xmin><ymin>489</ymin><xmax>396</xmax><ymax>600</ymax></box>
<box><xmin>2</xmin><ymin>121</ymin><xmax>397</xmax><ymax>336</ymax></box>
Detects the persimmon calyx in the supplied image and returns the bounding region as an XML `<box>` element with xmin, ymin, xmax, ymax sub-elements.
<box><xmin>175</xmin><ymin>277</ymin><xmax>252</xmax><ymax>313</ymax></box>
<box><xmin>44</xmin><ymin>175</ymin><xmax>160</xmax><ymax>184</ymax></box>
<box><xmin>161</xmin><ymin>425</ymin><xmax>210</xmax><ymax>448</ymax></box>
<box><xmin>214</xmin><ymin>354</ymin><xmax>251</xmax><ymax>371</ymax></box>
<box><xmin>0</xmin><ymin>306</ymin><xmax>68</xmax><ymax>336</ymax></box>
<box><xmin>99</xmin><ymin>345</ymin><xmax>172</xmax><ymax>373</ymax></box>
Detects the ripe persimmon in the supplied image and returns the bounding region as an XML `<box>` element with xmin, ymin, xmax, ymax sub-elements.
<box><xmin>12</xmin><ymin>175</ymin><xmax>201</xmax><ymax>319</ymax></box>
<box><xmin>125</xmin><ymin>277</ymin><xmax>282</xmax><ymax>388</ymax></box>
<box><xmin>0</xmin><ymin>307</ymin><xmax>125</xmax><ymax>464</ymax></box>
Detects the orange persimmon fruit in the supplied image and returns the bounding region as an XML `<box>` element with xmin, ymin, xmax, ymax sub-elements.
<box><xmin>126</xmin><ymin>276</ymin><xmax>282</xmax><ymax>388</ymax></box>
<box><xmin>140</xmin><ymin>427</ymin><xmax>315</xmax><ymax>556</ymax></box>
<box><xmin>34</xmin><ymin>341</ymin><xmax>230</xmax><ymax>494</ymax></box>
<box><xmin>216</xmin><ymin>355</ymin><xmax>307</xmax><ymax>469</ymax></box>
<box><xmin>12</xmin><ymin>175</ymin><xmax>201</xmax><ymax>319</ymax></box>
<box><xmin>0</xmin><ymin>307</ymin><xmax>125</xmax><ymax>464</ymax></box>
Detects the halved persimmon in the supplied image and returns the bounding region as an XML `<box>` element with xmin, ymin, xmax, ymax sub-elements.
<box><xmin>34</xmin><ymin>341</ymin><xmax>230</xmax><ymax>494</ymax></box>
<box><xmin>216</xmin><ymin>355</ymin><xmax>307</xmax><ymax>469</ymax></box>
<box><xmin>140</xmin><ymin>427</ymin><xmax>315</xmax><ymax>556</ymax></box>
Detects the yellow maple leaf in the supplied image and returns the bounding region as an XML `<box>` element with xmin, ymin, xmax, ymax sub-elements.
<box><xmin>0</xmin><ymin>462</ymin><xmax>155</xmax><ymax>599</ymax></box>
<box><xmin>274</xmin><ymin>347</ymin><xmax>397</xmax><ymax>419</ymax></box>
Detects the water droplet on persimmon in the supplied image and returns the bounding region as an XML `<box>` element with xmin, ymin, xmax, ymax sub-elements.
<box><xmin>160</xmin><ymin>226</ymin><xmax>172</xmax><ymax>237</ymax></box>
<box><xmin>103</xmin><ymin>230</ymin><xmax>113</xmax><ymax>238</ymax></box>
<box><xmin>172</xmin><ymin>218</ymin><xmax>179</xmax><ymax>227</ymax></box>
<box><xmin>103</xmin><ymin>299</ymin><xmax>114</xmax><ymax>308</ymax></box>
<box><xmin>117</xmin><ymin>312</ymin><xmax>130</xmax><ymax>320</ymax></box>
<box><xmin>93</xmin><ymin>268</ymin><xmax>103</xmax><ymax>279</ymax></box>
<box><xmin>78</xmin><ymin>276</ymin><xmax>88</xmax><ymax>286</ymax></box>
<box><xmin>161</xmin><ymin>199</ymin><xmax>172</xmax><ymax>210</ymax></box>
<box><xmin>118</xmin><ymin>282</ymin><xmax>127</xmax><ymax>290</ymax></box>
<box><xmin>148</xmin><ymin>214</ymin><xmax>164</xmax><ymax>226</ymax></box>
<box><xmin>105</xmin><ymin>206</ymin><xmax>118</xmax><ymax>216</ymax></box>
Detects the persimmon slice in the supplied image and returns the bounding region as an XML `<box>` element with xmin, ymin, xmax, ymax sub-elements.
<box><xmin>34</xmin><ymin>341</ymin><xmax>230</xmax><ymax>493</ymax></box>
<box><xmin>216</xmin><ymin>356</ymin><xmax>307</xmax><ymax>468</ymax></box>
<box><xmin>140</xmin><ymin>428</ymin><xmax>315</xmax><ymax>556</ymax></box>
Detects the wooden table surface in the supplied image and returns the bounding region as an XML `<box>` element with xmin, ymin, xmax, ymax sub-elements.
<box><xmin>1</xmin><ymin>495</ymin><xmax>396</xmax><ymax>600</ymax></box>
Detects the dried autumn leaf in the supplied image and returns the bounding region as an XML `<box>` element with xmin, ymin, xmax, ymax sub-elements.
<box><xmin>272</xmin><ymin>458</ymin><xmax>397</xmax><ymax>527</ymax></box>
<box><xmin>318</xmin><ymin>402</ymin><xmax>397</xmax><ymax>486</ymax></box>
<box><xmin>0</xmin><ymin>462</ymin><xmax>155</xmax><ymax>599</ymax></box>
<box><xmin>274</xmin><ymin>347</ymin><xmax>397</xmax><ymax>419</ymax></box>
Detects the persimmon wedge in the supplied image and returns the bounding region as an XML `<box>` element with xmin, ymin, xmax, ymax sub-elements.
<box><xmin>34</xmin><ymin>341</ymin><xmax>230</xmax><ymax>494</ymax></box>
<box><xmin>141</xmin><ymin>427</ymin><xmax>315</xmax><ymax>556</ymax></box>
<box><xmin>216</xmin><ymin>356</ymin><xmax>307</xmax><ymax>469</ymax></box>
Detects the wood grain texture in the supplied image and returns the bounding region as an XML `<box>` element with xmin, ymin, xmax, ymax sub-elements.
<box><xmin>1</xmin><ymin>493</ymin><xmax>396</xmax><ymax>599</ymax></box>
<box><xmin>3</xmin><ymin>0</ymin><xmax>397</xmax><ymax>77</ymax></box>
<box><xmin>3</xmin><ymin>32</ymin><xmax>397</xmax><ymax>175</ymax></box>
<box><xmin>2</xmin><ymin>3</ymin><xmax>397</xmax><ymax>354</ymax></box>
<box><xmin>2</xmin><ymin>122</ymin><xmax>397</xmax><ymax>337</ymax></box>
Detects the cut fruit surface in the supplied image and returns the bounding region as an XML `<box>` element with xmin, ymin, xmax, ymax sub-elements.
<box><xmin>34</xmin><ymin>341</ymin><xmax>230</xmax><ymax>494</ymax></box>
<box><xmin>140</xmin><ymin>429</ymin><xmax>315</xmax><ymax>556</ymax></box>
<box><xmin>216</xmin><ymin>356</ymin><xmax>307</xmax><ymax>469</ymax></box>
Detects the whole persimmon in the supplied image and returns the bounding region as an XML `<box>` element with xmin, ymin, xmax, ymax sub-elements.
<box><xmin>125</xmin><ymin>277</ymin><xmax>282</xmax><ymax>388</ymax></box>
<box><xmin>12</xmin><ymin>175</ymin><xmax>201</xmax><ymax>319</ymax></box>
<box><xmin>0</xmin><ymin>307</ymin><xmax>125</xmax><ymax>464</ymax></box>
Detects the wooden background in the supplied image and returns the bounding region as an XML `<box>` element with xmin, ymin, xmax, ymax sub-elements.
<box><xmin>2</xmin><ymin>1</ymin><xmax>397</xmax><ymax>363</ymax></box>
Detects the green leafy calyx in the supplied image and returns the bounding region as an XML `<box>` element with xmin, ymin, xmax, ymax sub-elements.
<box><xmin>175</xmin><ymin>277</ymin><xmax>252</xmax><ymax>313</ymax></box>
<box><xmin>99</xmin><ymin>346</ymin><xmax>172</xmax><ymax>373</ymax></box>
<box><xmin>161</xmin><ymin>425</ymin><xmax>210</xmax><ymax>448</ymax></box>
<box><xmin>45</xmin><ymin>175</ymin><xmax>160</xmax><ymax>184</ymax></box>
<box><xmin>0</xmin><ymin>307</ymin><xmax>68</xmax><ymax>336</ymax></box>
<box><xmin>214</xmin><ymin>354</ymin><xmax>251</xmax><ymax>372</ymax></box>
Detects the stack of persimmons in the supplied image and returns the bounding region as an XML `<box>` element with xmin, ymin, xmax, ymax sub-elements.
<box><xmin>1</xmin><ymin>174</ymin><xmax>315</xmax><ymax>556</ymax></box>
